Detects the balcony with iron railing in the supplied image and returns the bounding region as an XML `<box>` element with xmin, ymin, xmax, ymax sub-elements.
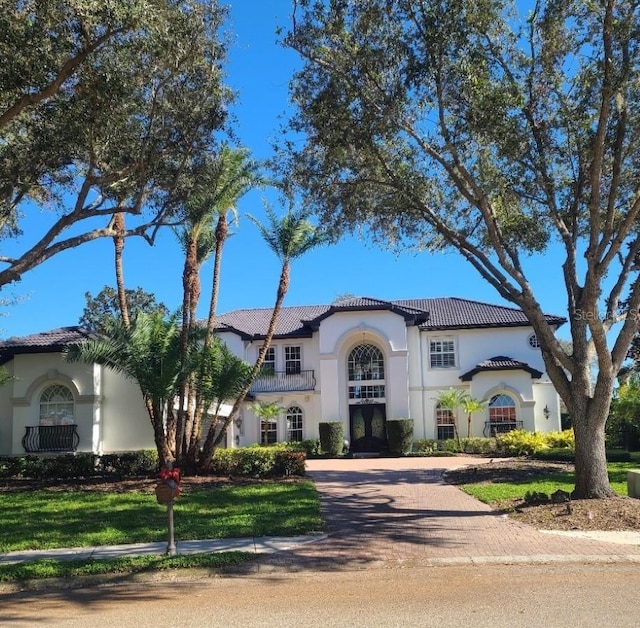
<box><xmin>483</xmin><ymin>420</ymin><xmax>524</xmax><ymax>437</ymax></box>
<box><xmin>249</xmin><ymin>369</ymin><xmax>316</xmax><ymax>394</ymax></box>
<box><xmin>22</xmin><ymin>424</ymin><xmax>80</xmax><ymax>453</ymax></box>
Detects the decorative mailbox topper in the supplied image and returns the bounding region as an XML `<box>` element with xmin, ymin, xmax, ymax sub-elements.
<box><xmin>155</xmin><ymin>466</ymin><xmax>181</xmax><ymax>504</ymax></box>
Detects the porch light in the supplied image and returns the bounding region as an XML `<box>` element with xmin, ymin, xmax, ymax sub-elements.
<box><xmin>543</xmin><ymin>405</ymin><xmax>550</xmax><ymax>420</ymax></box>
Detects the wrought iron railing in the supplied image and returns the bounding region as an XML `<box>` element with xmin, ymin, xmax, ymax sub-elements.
<box><xmin>250</xmin><ymin>369</ymin><xmax>316</xmax><ymax>393</ymax></box>
<box><xmin>483</xmin><ymin>420</ymin><xmax>524</xmax><ymax>437</ymax></box>
<box><xmin>22</xmin><ymin>424</ymin><xmax>80</xmax><ymax>453</ymax></box>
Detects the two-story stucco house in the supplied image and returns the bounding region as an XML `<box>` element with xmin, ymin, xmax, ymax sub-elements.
<box><xmin>0</xmin><ymin>296</ymin><xmax>566</xmax><ymax>457</ymax></box>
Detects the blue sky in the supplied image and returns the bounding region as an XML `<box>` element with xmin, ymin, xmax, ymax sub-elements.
<box><xmin>0</xmin><ymin>0</ymin><xmax>569</xmax><ymax>340</ymax></box>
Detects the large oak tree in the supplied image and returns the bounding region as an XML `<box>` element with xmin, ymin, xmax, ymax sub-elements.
<box><xmin>282</xmin><ymin>0</ymin><xmax>640</xmax><ymax>497</ymax></box>
<box><xmin>0</xmin><ymin>0</ymin><xmax>231</xmax><ymax>287</ymax></box>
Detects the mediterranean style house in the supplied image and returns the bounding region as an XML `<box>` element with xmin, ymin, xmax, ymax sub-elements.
<box><xmin>0</xmin><ymin>296</ymin><xmax>566</xmax><ymax>457</ymax></box>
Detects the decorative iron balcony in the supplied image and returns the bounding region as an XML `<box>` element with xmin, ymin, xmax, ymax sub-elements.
<box><xmin>483</xmin><ymin>420</ymin><xmax>524</xmax><ymax>437</ymax></box>
<box><xmin>22</xmin><ymin>424</ymin><xmax>80</xmax><ymax>453</ymax></box>
<box><xmin>250</xmin><ymin>369</ymin><xmax>316</xmax><ymax>393</ymax></box>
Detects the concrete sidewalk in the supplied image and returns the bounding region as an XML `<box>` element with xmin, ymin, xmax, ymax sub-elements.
<box><xmin>0</xmin><ymin>535</ymin><xmax>326</xmax><ymax>566</ymax></box>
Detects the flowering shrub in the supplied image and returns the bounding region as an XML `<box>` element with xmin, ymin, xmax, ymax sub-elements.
<box><xmin>496</xmin><ymin>430</ymin><xmax>549</xmax><ymax>456</ymax></box>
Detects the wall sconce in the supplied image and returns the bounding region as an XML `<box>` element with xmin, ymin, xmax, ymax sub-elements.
<box><xmin>234</xmin><ymin>416</ymin><xmax>243</xmax><ymax>430</ymax></box>
<box><xmin>543</xmin><ymin>405</ymin><xmax>550</xmax><ymax>420</ymax></box>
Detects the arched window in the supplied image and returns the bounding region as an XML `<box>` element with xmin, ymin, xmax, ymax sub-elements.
<box><xmin>286</xmin><ymin>406</ymin><xmax>304</xmax><ymax>442</ymax></box>
<box><xmin>435</xmin><ymin>404</ymin><xmax>455</xmax><ymax>440</ymax></box>
<box><xmin>487</xmin><ymin>394</ymin><xmax>518</xmax><ymax>435</ymax></box>
<box><xmin>348</xmin><ymin>344</ymin><xmax>385</xmax><ymax>401</ymax></box>
<box><xmin>39</xmin><ymin>384</ymin><xmax>75</xmax><ymax>425</ymax></box>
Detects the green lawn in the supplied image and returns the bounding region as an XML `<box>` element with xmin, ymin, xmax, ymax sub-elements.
<box><xmin>462</xmin><ymin>461</ymin><xmax>636</xmax><ymax>503</ymax></box>
<box><xmin>0</xmin><ymin>481</ymin><xmax>323</xmax><ymax>552</ymax></box>
<box><xmin>0</xmin><ymin>479</ymin><xmax>322</xmax><ymax>583</ymax></box>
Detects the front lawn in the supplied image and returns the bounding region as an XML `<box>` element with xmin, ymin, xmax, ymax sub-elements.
<box><xmin>0</xmin><ymin>480</ymin><xmax>323</xmax><ymax>553</ymax></box>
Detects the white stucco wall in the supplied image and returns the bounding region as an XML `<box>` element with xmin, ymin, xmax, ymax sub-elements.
<box><xmin>100</xmin><ymin>369</ymin><xmax>154</xmax><ymax>453</ymax></box>
<box><xmin>0</xmin><ymin>361</ymin><xmax>14</xmax><ymax>455</ymax></box>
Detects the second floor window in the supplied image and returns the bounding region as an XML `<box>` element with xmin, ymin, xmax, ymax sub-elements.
<box><xmin>430</xmin><ymin>338</ymin><xmax>456</xmax><ymax>368</ymax></box>
<box><xmin>285</xmin><ymin>346</ymin><xmax>302</xmax><ymax>374</ymax></box>
<box><xmin>262</xmin><ymin>346</ymin><xmax>276</xmax><ymax>375</ymax></box>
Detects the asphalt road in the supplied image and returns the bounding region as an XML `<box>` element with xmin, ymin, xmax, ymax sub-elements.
<box><xmin>2</xmin><ymin>562</ymin><xmax>639</xmax><ymax>627</ymax></box>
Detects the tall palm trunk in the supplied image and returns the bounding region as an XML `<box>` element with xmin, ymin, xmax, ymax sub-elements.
<box><xmin>176</xmin><ymin>235</ymin><xmax>200</xmax><ymax>467</ymax></box>
<box><xmin>199</xmin><ymin>260</ymin><xmax>290</xmax><ymax>467</ymax></box>
<box><xmin>205</xmin><ymin>212</ymin><xmax>228</xmax><ymax>344</ymax></box>
<box><xmin>187</xmin><ymin>213</ymin><xmax>228</xmax><ymax>466</ymax></box>
<box><xmin>112</xmin><ymin>212</ymin><xmax>130</xmax><ymax>330</ymax></box>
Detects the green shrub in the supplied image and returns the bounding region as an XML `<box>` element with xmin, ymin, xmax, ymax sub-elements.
<box><xmin>460</xmin><ymin>437</ymin><xmax>497</xmax><ymax>454</ymax></box>
<box><xmin>414</xmin><ymin>439</ymin><xmax>437</xmax><ymax>454</ymax></box>
<box><xmin>496</xmin><ymin>430</ymin><xmax>549</xmax><ymax>456</ymax></box>
<box><xmin>544</xmin><ymin>429</ymin><xmax>575</xmax><ymax>450</ymax></box>
<box><xmin>211</xmin><ymin>446</ymin><xmax>306</xmax><ymax>478</ymax></box>
<box><xmin>318</xmin><ymin>422</ymin><xmax>344</xmax><ymax>456</ymax></box>
<box><xmin>273</xmin><ymin>451</ymin><xmax>306</xmax><ymax>476</ymax></box>
<box><xmin>287</xmin><ymin>438</ymin><xmax>322</xmax><ymax>457</ymax></box>
<box><xmin>387</xmin><ymin>419</ymin><xmax>414</xmax><ymax>455</ymax></box>
<box><xmin>437</xmin><ymin>439</ymin><xmax>462</xmax><ymax>453</ymax></box>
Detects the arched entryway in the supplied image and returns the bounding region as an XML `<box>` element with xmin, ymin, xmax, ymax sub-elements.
<box><xmin>347</xmin><ymin>343</ymin><xmax>387</xmax><ymax>452</ymax></box>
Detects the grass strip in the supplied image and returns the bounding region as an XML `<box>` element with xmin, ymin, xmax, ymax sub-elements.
<box><xmin>0</xmin><ymin>551</ymin><xmax>256</xmax><ymax>583</ymax></box>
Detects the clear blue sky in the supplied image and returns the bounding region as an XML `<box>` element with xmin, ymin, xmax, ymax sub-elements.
<box><xmin>1</xmin><ymin>0</ymin><xmax>569</xmax><ymax>340</ymax></box>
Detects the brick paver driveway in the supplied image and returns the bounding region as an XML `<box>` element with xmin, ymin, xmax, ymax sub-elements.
<box><xmin>260</xmin><ymin>456</ymin><xmax>640</xmax><ymax>571</ymax></box>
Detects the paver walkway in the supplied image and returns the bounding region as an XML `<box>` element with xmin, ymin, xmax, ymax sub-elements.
<box><xmin>259</xmin><ymin>456</ymin><xmax>640</xmax><ymax>571</ymax></box>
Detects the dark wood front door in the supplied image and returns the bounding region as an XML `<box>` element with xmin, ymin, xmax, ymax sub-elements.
<box><xmin>349</xmin><ymin>403</ymin><xmax>387</xmax><ymax>452</ymax></box>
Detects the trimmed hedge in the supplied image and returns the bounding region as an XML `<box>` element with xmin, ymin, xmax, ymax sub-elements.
<box><xmin>0</xmin><ymin>446</ymin><xmax>306</xmax><ymax>481</ymax></box>
<box><xmin>387</xmin><ymin>418</ymin><xmax>414</xmax><ymax>455</ymax></box>
<box><xmin>0</xmin><ymin>451</ymin><xmax>159</xmax><ymax>480</ymax></box>
<box><xmin>319</xmin><ymin>421</ymin><xmax>344</xmax><ymax>456</ymax></box>
<box><xmin>211</xmin><ymin>447</ymin><xmax>306</xmax><ymax>477</ymax></box>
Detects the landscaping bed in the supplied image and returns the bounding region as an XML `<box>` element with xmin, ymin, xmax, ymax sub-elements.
<box><xmin>444</xmin><ymin>459</ymin><xmax>640</xmax><ymax>532</ymax></box>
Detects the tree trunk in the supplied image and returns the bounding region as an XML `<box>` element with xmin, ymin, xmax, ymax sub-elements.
<box><xmin>205</xmin><ymin>212</ymin><xmax>228</xmax><ymax>343</ymax></box>
<box><xmin>198</xmin><ymin>261</ymin><xmax>291</xmax><ymax>468</ymax></box>
<box><xmin>112</xmin><ymin>213</ymin><xmax>130</xmax><ymax>330</ymax></box>
<box><xmin>570</xmin><ymin>391</ymin><xmax>615</xmax><ymax>499</ymax></box>
<box><xmin>144</xmin><ymin>397</ymin><xmax>172</xmax><ymax>468</ymax></box>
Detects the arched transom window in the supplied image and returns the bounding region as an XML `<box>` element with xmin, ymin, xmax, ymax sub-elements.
<box><xmin>348</xmin><ymin>344</ymin><xmax>385</xmax><ymax>401</ymax></box>
<box><xmin>39</xmin><ymin>384</ymin><xmax>75</xmax><ymax>426</ymax></box>
<box><xmin>286</xmin><ymin>406</ymin><xmax>304</xmax><ymax>442</ymax></box>
<box><xmin>487</xmin><ymin>393</ymin><xmax>519</xmax><ymax>435</ymax></box>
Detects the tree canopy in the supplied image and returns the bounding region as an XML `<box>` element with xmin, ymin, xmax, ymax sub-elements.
<box><xmin>282</xmin><ymin>0</ymin><xmax>640</xmax><ymax>497</ymax></box>
<box><xmin>79</xmin><ymin>286</ymin><xmax>168</xmax><ymax>334</ymax></box>
<box><xmin>0</xmin><ymin>0</ymin><xmax>232</xmax><ymax>287</ymax></box>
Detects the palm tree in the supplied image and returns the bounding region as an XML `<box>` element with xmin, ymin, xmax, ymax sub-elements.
<box><xmin>460</xmin><ymin>396</ymin><xmax>487</xmax><ymax>439</ymax></box>
<box><xmin>173</xmin><ymin>147</ymin><xmax>263</xmax><ymax>466</ymax></box>
<box><xmin>201</xmin><ymin>145</ymin><xmax>264</xmax><ymax>341</ymax></box>
<box><xmin>64</xmin><ymin>311</ymin><xmax>193</xmax><ymax>467</ymax></box>
<box><xmin>199</xmin><ymin>204</ymin><xmax>328</xmax><ymax>467</ymax></box>
<box><xmin>251</xmin><ymin>401</ymin><xmax>284</xmax><ymax>445</ymax></box>
<box><xmin>435</xmin><ymin>388</ymin><xmax>468</xmax><ymax>450</ymax></box>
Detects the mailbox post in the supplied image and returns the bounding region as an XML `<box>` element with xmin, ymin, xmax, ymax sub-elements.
<box><xmin>155</xmin><ymin>464</ymin><xmax>181</xmax><ymax>556</ymax></box>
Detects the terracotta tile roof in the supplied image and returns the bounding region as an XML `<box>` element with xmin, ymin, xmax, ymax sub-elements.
<box><xmin>460</xmin><ymin>355</ymin><xmax>544</xmax><ymax>381</ymax></box>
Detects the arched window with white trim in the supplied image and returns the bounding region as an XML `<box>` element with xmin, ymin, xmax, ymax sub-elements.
<box><xmin>39</xmin><ymin>384</ymin><xmax>75</xmax><ymax>426</ymax></box>
<box><xmin>347</xmin><ymin>344</ymin><xmax>386</xmax><ymax>401</ymax></box>
<box><xmin>487</xmin><ymin>393</ymin><xmax>520</xmax><ymax>435</ymax></box>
